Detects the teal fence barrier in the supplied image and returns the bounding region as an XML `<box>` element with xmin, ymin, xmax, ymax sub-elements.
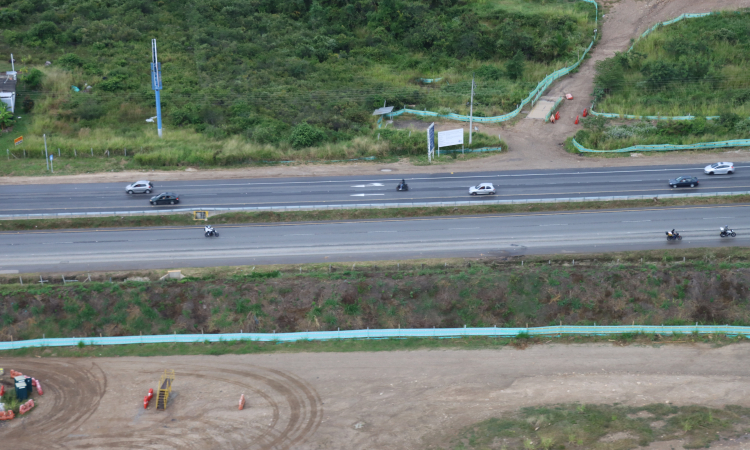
<box><xmin>385</xmin><ymin>0</ymin><xmax>598</xmax><ymax>124</ymax></box>
<box><xmin>589</xmin><ymin>110</ymin><xmax>722</xmax><ymax>121</ymax></box>
<box><xmin>419</xmin><ymin>77</ymin><xmax>443</xmax><ymax>84</ymax></box>
<box><xmin>545</xmin><ymin>96</ymin><xmax>564</xmax><ymax>123</ymax></box>
<box><xmin>595</xmin><ymin>11</ymin><xmax>724</xmax><ymax>120</ymax></box>
<box><xmin>2</xmin><ymin>324</ymin><xmax>747</xmax><ymax>350</ymax></box>
<box><xmin>572</xmin><ymin>137</ymin><xmax>750</xmax><ymax>153</ymax></box>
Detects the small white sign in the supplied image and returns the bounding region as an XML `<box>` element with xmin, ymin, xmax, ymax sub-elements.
<box><xmin>438</xmin><ymin>128</ymin><xmax>464</xmax><ymax>148</ymax></box>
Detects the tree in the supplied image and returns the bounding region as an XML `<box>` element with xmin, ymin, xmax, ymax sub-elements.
<box><xmin>0</xmin><ymin>103</ymin><xmax>16</xmax><ymax>129</ymax></box>
<box><xmin>23</xmin><ymin>68</ymin><xmax>44</xmax><ymax>89</ymax></box>
<box><xmin>505</xmin><ymin>51</ymin><xmax>525</xmax><ymax>81</ymax></box>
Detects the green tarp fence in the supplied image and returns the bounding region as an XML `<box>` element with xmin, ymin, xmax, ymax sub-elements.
<box><xmin>2</xmin><ymin>324</ymin><xmax>748</xmax><ymax>351</ymax></box>
<box><xmin>572</xmin><ymin>137</ymin><xmax>750</xmax><ymax>153</ymax></box>
<box><xmin>385</xmin><ymin>0</ymin><xmax>599</xmax><ymax>124</ymax></box>
<box><xmin>545</xmin><ymin>97</ymin><xmax>565</xmax><ymax>123</ymax></box>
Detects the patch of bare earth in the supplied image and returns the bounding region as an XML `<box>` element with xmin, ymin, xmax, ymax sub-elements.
<box><xmin>4</xmin><ymin>344</ymin><xmax>750</xmax><ymax>449</ymax></box>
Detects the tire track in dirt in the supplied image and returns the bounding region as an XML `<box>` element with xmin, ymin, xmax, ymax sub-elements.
<box><xmin>2</xmin><ymin>359</ymin><xmax>107</xmax><ymax>448</ymax></box>
<box><xmin>55</xmin><ymin>364</ymin><xmax>322</xmax><ymax>450</ymax></box>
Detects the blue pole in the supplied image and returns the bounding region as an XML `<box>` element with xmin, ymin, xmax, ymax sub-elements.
<box><xmin>155</xmin><ymin>89</ymin><xmax>163</xmax><ymax>138</ymax></box>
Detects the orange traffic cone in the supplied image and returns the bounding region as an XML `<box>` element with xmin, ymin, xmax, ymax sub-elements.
<box><xmin>575</xmin><ymin>115</ymin><xmax>579</xmax><ymax>124</ymax></box>
<box><xmin>239</xmin><ymin>394</ymin><xmax>246</xmax><ymax>410</ymax></box>
<box><xmin>583</xmin><ymin>108</ymin><xmax>588</xmax><ymax>117</ymax></box>
<box><xmin>550</xmin><ymin>115</ymin><xmax>555</xmax><ymax>124</ymax></box>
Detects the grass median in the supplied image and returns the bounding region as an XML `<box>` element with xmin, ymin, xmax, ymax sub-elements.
<box><xmin>2</xmin><ymin>194</ymin><xmax>750</xmax><ymax>232</ymax></box>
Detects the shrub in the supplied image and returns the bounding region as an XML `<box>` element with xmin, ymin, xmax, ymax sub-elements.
<box><xmin>290</xmin><ymin>122</ymin><xmax>326</xmax><ymax>149</ymax></box>
<box><xmin>23</xmin><ymin>68</ymin><xmax>44</xmax><ymax>89</ymax></box>
<box><xmin>28</xmin><ymin>21</ymin><xmax>60</xmax><ymax>41</ymax></box>
<box><xmin>475</xmin><ymin>64</ymin><xmax>502</xmax><ymax>80</ymax></box>
<box><xmin>58</xmin><ymin>53</ymin><xmax>84</xmax><ymax>69</ymax></box>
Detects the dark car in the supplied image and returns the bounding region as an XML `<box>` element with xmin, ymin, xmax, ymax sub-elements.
<box><xmin>668</xmin><ymin>176</ymin><xmax>698</xmax><ymax>188</ymax></box>
<box><xmin>150</xmin><ymin>192</ymin><xmax>180</xmax><ymax>205</ymax></box>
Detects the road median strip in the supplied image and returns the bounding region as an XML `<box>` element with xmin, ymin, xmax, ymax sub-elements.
<box><xmin>1</xmin><ymin>191</ymin><xmax>750</xmax><ymax>231</ymax></box>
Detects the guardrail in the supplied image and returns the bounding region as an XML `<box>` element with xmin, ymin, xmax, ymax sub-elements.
<box><xmin>2</xmin><ymin>190</ymin><xmax>749</xmax><ymax>221</ymax></box>
<box><xmin>1</xmin><ymin>324</ymin><xmax>746</xmax><ymax>350</ymax></box>
<box><xmin>572</xmin><ymin>137</ymin><xmax>750</xmax><ymax>153</ymax></box>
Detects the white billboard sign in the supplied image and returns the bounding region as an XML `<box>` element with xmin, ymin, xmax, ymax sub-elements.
<box><xmin>437</xmin><ymin>128</ymin><xmax>464</xmax><ymax>148</ymax></box>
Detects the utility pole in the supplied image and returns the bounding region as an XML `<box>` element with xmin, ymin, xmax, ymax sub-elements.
<box><xmin>469</xmin><ymin>74</ymin><xmax>475</xmax><ymax>145</ymax></box>
<box><xmin>150</xmin><ymin>39</ymin><xmax>163</xmax><ymax>138</ymax></box>
<box><xmin>44</xmin><ymin>134</ymin><xmax>49</xmax><ymax>171</ymax></box>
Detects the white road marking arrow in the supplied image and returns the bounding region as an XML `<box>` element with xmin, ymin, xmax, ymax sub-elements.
<box><xmin>350</xmin><ymin>194</ymin><xmax>385</xmax><ymax>197</ymax></box>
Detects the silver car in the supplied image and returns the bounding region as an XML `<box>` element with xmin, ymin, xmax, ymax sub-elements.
<box><xmin>704</xmin><ymin>162</ymin><xmax>734</xmax><ymax>175</ymax></box>
<box><xmin>125</xmin><ymin>180</ymin><xmax>154</xmax><ymax>194</ymax></box>
<box><xmin>469</xmin><ymin>183</ymin><xmax>496</xmax><ymax>195</ymax></box>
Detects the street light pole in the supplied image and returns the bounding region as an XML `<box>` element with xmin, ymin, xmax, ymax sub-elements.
<box><xmin>469</xmin><ymin>74</ymin><xmax>475</xmax><ymax>145</ymax></box>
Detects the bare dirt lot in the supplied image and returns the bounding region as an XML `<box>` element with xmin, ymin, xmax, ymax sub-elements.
<box><xmin>4</xmin><ymin>344</ymin><xmax>750</xmax><ymax>449</ymax></box>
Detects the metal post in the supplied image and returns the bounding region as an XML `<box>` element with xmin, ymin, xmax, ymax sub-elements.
<box><xmin>469</xmin><ymin>74</ymin><xmax>475</xmax><ymax>145</ymax></box>
<box><xmin>151</xmin><ymin>39</ymin><xmax>163</xmax><ymax>138</ymax></box>
<box><xmin>44</xmin><ymin>134</ymin><xmax>49</xmax><ymax>171</ymax></box>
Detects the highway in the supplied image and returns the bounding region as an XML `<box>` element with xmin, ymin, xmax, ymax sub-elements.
<box><xmin>1</xmin><ymin>205</ymin><xmax>746</xmax><ymax>273</ymax></box>
<box><xmin>1</xmin><ymin>163</ymin><xmax>748</xmax><ymax>216</ymax></box>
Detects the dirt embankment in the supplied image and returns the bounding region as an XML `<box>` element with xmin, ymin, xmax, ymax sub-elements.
<box><xmin>2</xmin><ymin>261</ymin><xmax>749</xmax><ymax>341</ymax></box>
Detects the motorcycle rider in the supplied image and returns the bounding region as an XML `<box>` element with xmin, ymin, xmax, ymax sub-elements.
<box><xmin>204</xmin><ymin>224</ymin><xmax>214</xmax><ymax>236</ymax></box>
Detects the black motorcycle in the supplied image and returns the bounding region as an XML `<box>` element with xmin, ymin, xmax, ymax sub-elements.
<box><xmin>666</xmin><ymin>231</ymin><xmax>682</xmax><ymax>241</ymax></box>
<box><xmin>720</xmin><ymin>226</ymin><xmax>736</xmax><ymax>238</ymax></box>
<box><xmin>204</xmin><ymin>226</ymin><xmax>219</xmax><ymax>237</ymax></box>
<box><xmin>397</xmin><ymin>179</ymin><xmax>409</xmax><ymax>191</ymax></box>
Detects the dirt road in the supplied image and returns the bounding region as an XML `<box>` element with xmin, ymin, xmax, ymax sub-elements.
<box><xmin>3</xmin><ymin>344</ymin><xmax>750</xmax><ymax>449</ymax></box>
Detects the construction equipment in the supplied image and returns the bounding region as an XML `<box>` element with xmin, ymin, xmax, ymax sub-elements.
<box><xmin>156</xmin><ymin>369</ymin><xmax>175</xmax><ymax>411</ymax></box>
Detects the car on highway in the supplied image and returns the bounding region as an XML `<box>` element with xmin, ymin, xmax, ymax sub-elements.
<box><xmin>469</xmin><ymin>183</ymin><xmax>496</xmax><ymax>195</ymax></box>
<box><xmin>668</xmin><ymin>176</ymin><xmax>699</xmax><ymax>188</ymax></box>
<box><xmin>704</xmin><ymin>162</ymin><xmax>734</xmax><ymax>175</ymax></box>
<box><xmin>125</xmin><ymin>180</ymin><xmax>154</xmax><ymax>194</ymax></box>
<box><xmin>150</xmin><ymin>192</ymin><xmax>180</xmax><ymax>205</ymax></box>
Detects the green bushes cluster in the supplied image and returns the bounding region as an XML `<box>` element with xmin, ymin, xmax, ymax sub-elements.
<box><xmin>594</xmin><ymin>10</ymin><xmax>750</xmax><ymax>117</ymax></box>
<box><xmin>0</xmin><ymin>0</ymin><xmax>595</xmax><ymax>154</ymax></box>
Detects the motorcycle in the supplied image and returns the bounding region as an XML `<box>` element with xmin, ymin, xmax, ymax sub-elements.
<box><xmin>666</xmin><ymin>230</ymin><xmax>682</xmax><ymax>241</ymax></box>
<box><xmin>204</xmin><ymin>226</ymin><xmax>219</xmax><ymax>237</ymax></box>
<box><xmin>720</xmin><ymin>226</ymin><xmax>736</xmax><ymax>238</ymax></box>
<box><xmin>397</xmin><ymin>179</ymin><xmax>409</xmax><ymax>191</ymax></box>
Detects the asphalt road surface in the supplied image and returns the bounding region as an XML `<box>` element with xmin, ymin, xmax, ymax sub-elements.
<box><xmin>1</xmin><ymin>163</ymin><xmax>748</xmax><ymax>215</ymax></box>
<box><xmin>1</xmin><ymin>204</ymin><xmax>746</xmax><ymax>273</ymax></box>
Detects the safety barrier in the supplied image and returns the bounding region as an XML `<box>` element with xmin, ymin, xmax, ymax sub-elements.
<box><xmin>627</xmin><ymin>12</ymin><xmax>714</xmax><ymax>53</ymax></box>
<box><xmin>419</xmin><ymin>78</ymin><xmax>443</xmax><ymax>84</ymax></box>
<box><xmin>572</xmin><ymin>137</ymin><xmax>750</xmax><ymax>153</ymax></box>
<box><xmin>545</xmin><ymin>97</ymin><xmax>565</xmax><ymax>123</ymax></box>
<box><xmin>384</xmin><ymin>0</ymin><xmax>598</xmax><ymax>124</ymax></box>
<box><xmin>3</xmin><ymin>189</ymin><xmax>750</xmax><ymax>221</ymax></box>
<box><xmin>2</xmin><ymin>324</ymin><xmax>749</xmax><ymax>351</ymax></box>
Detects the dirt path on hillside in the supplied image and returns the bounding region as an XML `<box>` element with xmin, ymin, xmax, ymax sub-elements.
<box><xmin>3</xmin><ymin>344</ymin><xmax>750</xmax><ymax>449</ymax></box>
<box><xmin>3</xmin><ymin>0</ymin><xmax>750</xmax><ymax>187</ymax></box>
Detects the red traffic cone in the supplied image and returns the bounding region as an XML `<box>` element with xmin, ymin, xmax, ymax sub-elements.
<box><xmin>555</xmin><ymin>111</ymin><xmax>560</xmax><ymax>121</ymax></box>
<box><xmin>575</xmin><ymin>115</ymin><xmax>579</xmax><ymax>124</ymax></box>
<box><xmin>583</xmin><ymin>108</ymin><xmax>588</xmax><ymax>117</ymax></box>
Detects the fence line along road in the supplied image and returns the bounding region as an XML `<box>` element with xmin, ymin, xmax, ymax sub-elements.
<box><xmin>1</xmin><ymin>324</ymin><xmax>747</xmax><ymax>351</ymax></box>
<box><xmin>1</xmin><ymin>190</ymin><xmax>749</xmax><ymax>221</ymax></box>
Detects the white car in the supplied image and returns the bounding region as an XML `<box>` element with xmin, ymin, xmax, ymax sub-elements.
<box><xmin>704</xmin><ymin>162</ymin><xmax>734</xmax><ymax>175</ymax></box>
<box><xmin>469</xmin><ymin>183</ymin><xmax>496</xmax><ymax>195</ymax></box>
<box><xmin>125</xmin><ymin>180</ymin><xmax>154</xmax><ymax>194</ymax></box>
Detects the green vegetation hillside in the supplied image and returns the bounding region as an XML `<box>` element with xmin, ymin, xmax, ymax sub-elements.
<box><xmin>579</xmin><ymin>10</ymin><xmax>750</xmax><ymax>151</ymax></box>
<box><xmin>0</xmin><ymin>0</ymin><xmax>595</xmax><ymax>165</ymax></box>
